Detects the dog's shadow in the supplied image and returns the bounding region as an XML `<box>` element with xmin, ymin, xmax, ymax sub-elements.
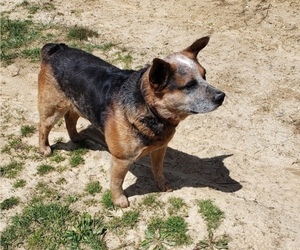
<box><xmin>53</xmin><ymin>125</ymin><xmax>242</xmax><ymax>197</ymax></box>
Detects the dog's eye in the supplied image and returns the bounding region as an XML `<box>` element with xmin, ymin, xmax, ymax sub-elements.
<box><xmin>185</xmin><ymin>79</ymin><xmax>198</xmax><ymax>90</ymax></box>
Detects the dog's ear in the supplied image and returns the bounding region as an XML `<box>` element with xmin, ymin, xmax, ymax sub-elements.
<box><xmin>149</xmin><ymin>58</ymin><xmax>171</xmax><ymax>89</ymax></box>
<box><xmin>184</xmin><ymin>36</ymin><xmax>210</xmax><ymax>58</ymax></box>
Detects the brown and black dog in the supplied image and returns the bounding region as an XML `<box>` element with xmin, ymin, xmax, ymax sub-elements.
<box><xmin>38</xmin><ymin>36</ymin><xmax>225</xmax><ymax>207</ymax></box>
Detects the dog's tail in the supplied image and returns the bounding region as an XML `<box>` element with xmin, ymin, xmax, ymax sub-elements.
<box><xmin>40</xmin><ymin>43</ymin><xmax>67</xmax><ymax>62</ymax></box>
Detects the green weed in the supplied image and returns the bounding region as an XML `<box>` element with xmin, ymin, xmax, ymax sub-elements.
<box><xmin>13</xmin><ymin>179</ymin><xmax>26</xmax><ymax>188</ymax></box>
<box><xmin>197</xmin><ymin>235</ymin><xmax>230</xmax><ymax>250</ymax></box>
<box><xmin>101</xmin><ymin>190</ymin><xmax>115</xmax><ymax>210</ymax></box>
<box><xmin>53</xmin><ymin>136</ymin><xmax>65</xmax><ymax>143</ymax></box>
<box><xmin>168</xmin><ymin>197</ymin><xmax>187</xmax><ymax>215</ymax></box>
<box><xmin>115</xmin><ymin>52</ymin><xmax>133</xmax><ymax>69</ymax></box>
<box><xmin>21</xmin><ymin>48</ymin><xmax>40</xmax><ymax>62</ymax></box>
<box><xmin>28</xmin><ymin>4</ymin><xmax>40</xmax><ymax>14</ymax></box>
<box><xmin>198</xmin><ymin>199</ymin><xmax>224</xmax><ymax>231</ymax></box>
<box><xmin>69</xmin><ymin>148</ymin><xmax>87</xmax><ymax>167</ymax></box>
<box><xmin>18</xmin><ymin>1</ymin><xmax>56</xmax><ymax>14</ymax></box>
<box><xmin>67</xmin><ymin>26</ymin><xmax>98</xmax><ymax>41</ymax></box>
<box><xmin>1</xmin><ymin>135</ymin><xmax>38</xmax><ymax>160</ymax></box>
<box><xmin>55</xmin><ymin>177</ymin><xmax>67</xmax><ymax>185</ymax></box>
<box><xmin>141</xmin><ymin>193</ymin><xmax>161</xmax><ymax>208</ymax></box>
<box><xmin>64</xmin><ymin>212</ymin><xmax>107</xmax><ymax>249</ymax></box>
<box><xmin>0</xmin><ymin>161</ymin><xmax>24</xmax><ymax>178</ymax></box>
<box><xmin>108</xmin><ymin>210</ymin><xmax>140</xmax><ymax>230</ymax></box>
<box><xmin>66</xmin><ymin>195</ymin><xmax>79</xmax><ymax>204</ymax></box>
<box><xmin>98</xmin><ymin>42</ymin><xmax>115</xmax><ymax>51</ymax></box>
<box><xmin>17</xmin><ymin>0</ymin><xmax>30</xmax><ymax>8</ymax></box>
<box><xmin>1</xmin><ymin>137</ymin><xmax>22</xmax><ymax>153</ymax></box>
<box><xmin>42</xmin><ymin>2</ymin><xmax>56</xmax><ymax>11</ymax></box>
<box><xmin>50</xmin><ymin>151</ymin><xmax>66</xmax><ymax>163</ymax></box>
<box><xmin>81</xmin><ymin>42</ymin><xmax>114</xmax><ymax>53</ymax></box>
<box><xmin>197</xmin><ymin>199</ymin><xmax>229</xmax><ymax>250</ymax></box>
<box><xmin>0</xmin><ymin>197</ymin><xmax>20</xmax><ymax>210</ymax></box>
<box><xmin>85</xmin><ymin>181</ymin><xmax>102</xmax><ymax>196</ymax></box>
<box><xmin>120</xmin><ymin>210</ymin><xmax>140</xmax><ymax>228</ymax></box>
<box><xmin>20</xmin><ymin>125</ymin><xmax>36</xmax><ymax>137</ymax></box>
<box><xmin>34</xmin><ymin>181</ymin><xmax>59</xmax><ymax>200</ymax></box>
<box><xmin>37</xmin><ymin>164</ymin><xmax>55</xmax><ymax>176</ymax></box>
<box><xmin>142</xmin><ymin>215</ymin><xmax>190</xmax><ymax>249</ymax></box>
<box><xmin>0</xmin><ymin>202</ymin><xmax>107</xmax><ymax>249</ymax></box>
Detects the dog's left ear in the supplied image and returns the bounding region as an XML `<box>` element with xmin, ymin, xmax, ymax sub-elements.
<box><xmin>184</xmin><ymin>36</ymin><xmax>210</xmax><ymax>58</ymax></box>
<box><xmin>149</xmin><ymin>58</ymin><xmax>171</xmax><ymax>89</ymax></box>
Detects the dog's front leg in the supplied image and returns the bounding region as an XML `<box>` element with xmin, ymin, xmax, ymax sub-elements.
<box><xmin>110</xmin><ymin>156</ymin><xmax>131</xmax><ymax>208</ymax></box>
<box><xmin>151</xmin><ymin>145</ymin><xmax>173</xmax><ymax>192</ymax></box>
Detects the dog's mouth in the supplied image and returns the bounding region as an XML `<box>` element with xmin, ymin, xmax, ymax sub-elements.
<box><xmin>188</xmin><ymin>103</ymin><xmax>222</xmax><ymax>115</ymax></box>
<box><xmin>189</xmin><ymin>110</ymin><xmax>199</xmax><ymax>114</ymax></box>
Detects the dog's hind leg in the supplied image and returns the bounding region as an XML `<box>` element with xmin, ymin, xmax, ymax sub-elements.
<box><xmin>39</xmin><ymin>108</ymin><xmax>67</xmax><ymax>156</ymax></box>
<box><xmin>38</xmin><ymin>64</ymin><xmax>70</xmax><ymax>156</ymax></box>
<box><xmin>64</xmin><ymin>109</ymin><xmax>84</xmax><ymax>143</ymax></box>
<box><xmin>151</xmin><ymin>145</ymin><xmax>173</xmax><ymax>192</ymax></box>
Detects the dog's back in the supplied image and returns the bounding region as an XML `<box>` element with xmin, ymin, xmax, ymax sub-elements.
<box><xmin>40</xmin><ymin>43</ymin><xmax>138</xmax><ymax>128</ymax></box>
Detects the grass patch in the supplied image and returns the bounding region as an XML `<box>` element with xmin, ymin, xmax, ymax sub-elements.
<box><xmin>101</xmin><ymin>190</ymin><xmax>115</xmax><ymax>210</ymax></box>
<box><xmin>53</xmin><ymin>136</ymin><xmax>65</xmax><ymax>143</ymax></box>
<box><xmin>21</xmin><ymin>48</ymin><xmax>40</xmax><ymax>62</ymax></box>
<box><xmin>98</xmin><ymin>42</ymin><xmax>115</xmax><ymax>51</ymax></box>
<box><xmin>0</xmin><ymin>17</ymin><xmax>43</xmax><ymax>65</ymax></box>
<box><xmin>67</xmin><ymin>26</ymin><xmax>98</xmax><ymax>41</ymax></box>
<box><xmin>108</xmin><ymin>210</ymin><xmax>140</xmax><ymax>230</ymax></box>
<box><xmin>142</xmin><ymin>215</ymin><xmax>190</xmax><ymax>249</ymax></box>
<box><xmin>1</xmin><ymin>135</ymin><xmax>38</xmax><ymax>160</ymax></box>
<box><xmin>1</xmin><ymin>137</ymin><xmax>22</xmax><ymax>153</ymax></box>
<box><xmin>0</xmin><ymin>161</ymin><xmax>24</xmax><ymax>178</ymax></box>
<box><xmin>34</xmin><ymin>181</ymin><xmax>59</xmax><ymax>201</ymax></box>
<box><xmin>13</xmin><ymin>179</ymin><xmax>26</xmax><ymax>188</ymax></box>
<box><xmin>37</xmin><ymin>164</ymin><xmax>55</xmax><ymax>176</ymax></box>
<box><xmin>168</xmin><ymin>197</ymin><xmax>187</xmax><ymax>215</ymax></box>
<box><xmin>114</xmin><ymin>52</ymin><xmax>133</xmax><ymax>69</ymax></box>
<box><xmin>198</xmin><ymin>199</ymin><xmax>224</xmax><ymax>231</ymax></box>
<box><xmin>0</xmin><ymin>197</ymin><xmax>20</xmax><ymax>210</ymax></box>
<box><xmin>0</xmin><ymin>14</ymin><xmax>126</xmax><ymax>67</ymax></box>
<box><xmin>141</xmin><ymin>193</ymin><xmax>161</xmax><ymax>208</ymax></box>
<box><xmin>50</xmin><ymin>151</ymin><xmax>66</xmax><ymax>163</ymax></box>
<box><xmin>69</xmin><ymin>148</ymin><xmax>87</xmax><ymax>167</ymax></box>
<box><xmin>66</xmin><ymin>195</ymin><xmax>79</xmax><ymax>204</ymax></box>
<box><xmin>64</xmin><ymin>212</ymin><xmax>107</xmax><ymax>249</ymax></box>
<box><xmin>85</xmin><ymin>181</ymin><xmax>102</xmax><ymax>196</ymax></box>
<box><xmin>197</xmin><ymin>199</ymin><xmax>229</xmax><ymax>249</ymax></box>
<box><xmin>0</xmin><ymin>202</ymin><xmax>107</xmax><ymax>249</ymax></box>
<box><xmin>20</xmin><ymin>125</ymin><xmax>36</xmax><ymax>137</ymax></box>
<box><xmin>55</xmin><ymin>177</ymin><xmax>67</xmax><ymax>185</ymax></box>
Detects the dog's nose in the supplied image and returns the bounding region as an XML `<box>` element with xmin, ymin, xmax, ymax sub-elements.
<box><xmin>213</xmin><ymin>91</ymin><xmax>225</xmax><ymax>105</ymax></box>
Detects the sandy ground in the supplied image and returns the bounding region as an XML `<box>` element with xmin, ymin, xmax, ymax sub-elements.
<box><xmin>1</xmin><ymin>0</ymin><xmax>300</xmax><ymax>249</ymax></box>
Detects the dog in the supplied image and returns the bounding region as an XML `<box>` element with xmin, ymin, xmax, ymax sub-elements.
<box><xmin>38</xmin><ymin>36</ymin><xmax>225</xmax><ymax>208</ymax></box>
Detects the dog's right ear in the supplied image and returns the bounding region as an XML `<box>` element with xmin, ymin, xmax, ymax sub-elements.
<box><xmin>149</xmin><ymin>58</ymin><xmax>171</xmax><ymax>90</ymax></box>
<box><xmin>184</xmin><ymin>36</ymin><xmax>210</xmax><ymax>58</ymax></box>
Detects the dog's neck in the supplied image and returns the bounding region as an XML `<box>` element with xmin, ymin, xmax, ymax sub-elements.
<box><xmin>140</xmin><ymin>70</ymin><xmax>188</xmax><ymax>125</ymax></box>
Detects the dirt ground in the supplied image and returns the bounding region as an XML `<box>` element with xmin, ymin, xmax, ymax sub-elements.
<box><xmin>1</xmin><ymin>0</ymin><xmax>300</xmax><ymax>249</ymax></box>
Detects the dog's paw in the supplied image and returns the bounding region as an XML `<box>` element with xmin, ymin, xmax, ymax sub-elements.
<box><xmin>156</xmin><ymin>177</ymin><xmax>173</xmax><ymax>192</ymax></box>
<box><xmin>113</xmin><ymin>195</ymin><xmax>129</xmax><ymax>208</ymax></box>
<box><xmin>39</xmin><ymin>146</ymin><xmax>52</xmax><ymax>156</ymax></box>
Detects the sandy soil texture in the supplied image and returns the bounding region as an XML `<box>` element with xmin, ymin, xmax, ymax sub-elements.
<box><xmin>1</xmin><ymin>0</ymin><xmax>299</xmax><ymax>249</ymax></box>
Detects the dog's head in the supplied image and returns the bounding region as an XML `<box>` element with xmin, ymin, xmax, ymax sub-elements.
<box><xmin>142</xmin><ymin>36</ymin><xmax>225</xmax><ymax>124</ymax></box>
